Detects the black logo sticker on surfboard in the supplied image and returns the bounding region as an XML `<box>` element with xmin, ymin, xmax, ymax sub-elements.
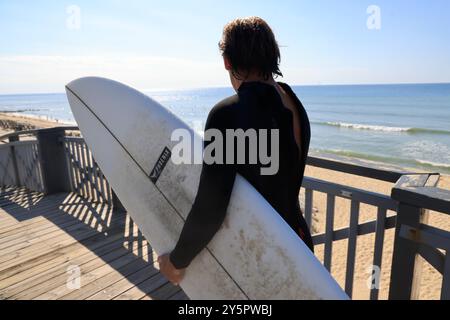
<box><xmin>149</xmin><ymin>147</ymin><xmax>172</xmax><ymax>184</ymax></box>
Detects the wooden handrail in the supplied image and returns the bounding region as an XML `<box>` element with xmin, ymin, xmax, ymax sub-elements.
<box><xmin>0</xmin><ymin>126</ymin><xmax>79</xmax><ymax>142</ymax></box>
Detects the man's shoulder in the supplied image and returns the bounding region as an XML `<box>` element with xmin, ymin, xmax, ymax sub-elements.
<box><xmin>211</xmin><ymin>94</ymin><xmax>240</xmax><ymax>115</ymax></box>
<box><xmin>207</xmin><ymin>94</ymin><xmax>240</xmax><ymax>126</ymax></box>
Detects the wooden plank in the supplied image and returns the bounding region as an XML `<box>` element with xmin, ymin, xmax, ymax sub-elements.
<box><xmin>33</xmin><ymin>244</ymin><xmax>152</xmax><ymax>300</ymax></box>
<box><xmin>33</xmin><ymin>143</ymin><xmax>44</xmax><ymax>192</ymax></box>
<box><xmin>417</xmin><ymin>244</ymin><xmax>445</xmax><ymax>275</ymax></box>
<box><xmin>0</xmin><ymin>211</ymin><xmax>96</xmax><ymax>248</ymax></box>
<box><xmin>0</xmin><ymin>196</ymin><xmax>102</xmax><ymax>253</ymax></box>
<box><xmin>16</xmin><ymin>146</ymin><xmax>27</xmax><ymax>190</ymax></box>
<box><xmin>395</xmin><ymin>174</ymin><xmax>430</xmax><ymax>189</ymax></box>
<box><xmin>63</xmin><ymin>141</ymin><xmax>76</xmax><ymax>192</ymax></box>
<box><xmin>0</xmin><ymin>201</ymin><xmax>115</xmax><ymax>250</ymax></box>
<box><xmin>70</xmin><ymin>141</ymin><xmax>82</xmax><ymax>196</ymax></box>
<box><xmin>5</xmin><ymin>234</ymin><xmax>139</xmax><ymax>299</ymax></box>
<box><xmin>167</xmin><ymin>290</ymin><xmax>189</xmax><ymax>300</ymax></box>
<box><xmin>389</xmin><ymin>203</ymin><xmax>428</xmax><ymax>300</ymax></box>
<box><xmin>66</xmin><ymin>148</ymin><xmax>106</xmax><ymax>203</ymax></box>
<box><xmin>306</xmin><ymin>156</ymin><xmax>405</xmax><ymax>183</ymax></box>
<box><xmin>93</xmin><ymin>162</ymin><xmax>105</xmax><ymax>203</ymax></box>
<box><xmin>400</xmin><ymin>224</ymin><xmax>450</xmax><ymax>251</ymax></box>
<box><xmin>440</xmin><ymin>253</ymin><xmax>450</xmax><ymax>300</ymax></box>
<box><xmin>146</xmin><ymin>281</ymin><xmax>183</xmax><ymax>300</ymax></box>
<box><xmin>25</xmin><ymin>145</ymin><xmax>35</xmax><ymax>191</ymax></box>
<box><xmin>60</xmin><ymin>245</ymin><xmax>155</xmax><ymax>300</ymax></box>
<box><xmin>324</xmin><ymin>194</ymin><xmax>335</xmax><ymax>271</ymax></box>
<box><xmin>0</xmin><ymin>186</ymin><xmax>27</xmax><ymax>195</ymax></box>
<box><xmin>76</xmin><ymin>142</ymin><xmax>88</xmax><ymax>199</ymax></box>
<box><xmin>303</xmin><ymin>177</ymin><xmax>398</xmax><ymax>210</ymax></box>
<box><xmin>0</xmin><ymin>193</ymin><xmax>41</xmax><ymax>207</ymax></box>
<box><xmin>393</xmin><ymin>186</ymin><xmax>450</xmax><ymax>215</ymax></box>
<box><xmin>0</xmin><ymin>195</ymin><xmax>58</xmax><ymax>223</ymax></box>
<box><xmin>345</xmin><ymin>200</ymin><xmax>359</xmax><ymax>297</ymax></box>
<box><xmin>81</xmin><ymin>144</ymin><xmax>93</xmax><ymax>201</ymax></box>
<box><xmin>304</xmin><ymin>189</ymin><xmax>313</xmax><ymax>230</ymax></box>
<box><xmin>113</xmin><ymin>273</ymin><xmax>168</xmax><ymax>300</ymax></box>
<box><xmin>0</xmin><ymin>185</ymin><xmax>40</xmax><ymax>199</ymax></box>
<box><xmin>0</xmin><ymin>227</ymin><xmax>126</xmax><ymax>291</ymax></box>
<box><xmin>22</xmin><ymin>145</ymin><xmax>32</xmax><ymax>191</ymax></box>
<box><xmin>425</xmin><ymin>174</ymin><xmax>440</xmax><ymax>187</ymax></box>
<box><xmin>86</xmin><ymin>150</ymin><xmax>99</xmax><ymax>202</ymax></box>
<box><xmin>66</xmin><ymin>141</ymin><xmax>78</xmax><ymax>192</ymax></box>
<box><xmin>0</xmin><ymin>194</ymin><xmax>74</xmax><ymax>233</ymax></box>
<box><xmin>370</xmin><ymin>207</ymin><xmax>387</xmax><ymax>300</ymax></box>
<box><xmin>0</xmin><ymin>190</ymin><xmax>45</xmax><ymax>210</ymax></box>
<box><xmin>0</xmin><ymin>231</ymin><xmax>126</xmax><ymax>294</ymax></box>
<box><xmin>1</xmin><ymin>140</ymin><xmax>38</xmax><ymax>148</ymax></box>
<box><xmin>0</xmin><ymin>210</ymin><xmax>124</xmax><ymax>272</ymax></box>
<box><xmin>312</xmin><ymin>215</ymin><xmax>396</xmax><ymax>245</ymax></box>
<box><xmin>0</xmin><ymin>194</ymin><xmax>85</xmax><ymax>232</ymax></box>
<box><xmin>89</xmin><ymin>150</ymin><xmax>101</xmax><ymax>203</ymax></box>
<box><xmin>87</xmin><ymin>263</ymin><xmax>160</xmax><ymax>300</ymax></box>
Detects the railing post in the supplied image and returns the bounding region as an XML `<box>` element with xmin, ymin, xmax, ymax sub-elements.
<box><xmin>9</xmin><ymin>145</ymin><xmax>21</xmax><ymax>186</ymax></box>
<box><xmin>389</xmin><ymin>174</ymin><xmax>432</xmax><ymax>300</ymax></box>
<box><xmin>36</xmin><ymin>128</ymin><xmax>71</xmax><ymax>195</ymax></box>
<box><xmin>8</xmin><ymin>135</ymin><xmax>19</xmax><ymax>143</ymax></box>
<box><xmin>388</xmin><ymin>203</ymin><xmax>427</xmax><ymax>300</ymax></box>
<box><xmin>8</xmin><ymin>134</ymin><xmax>21</xmax><ymax>186</ymax></box>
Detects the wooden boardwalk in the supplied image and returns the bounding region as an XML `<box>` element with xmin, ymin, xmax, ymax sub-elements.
<box><xmin>0</xmin><ymin>187</ymin><xmax>189</xmax><ymax>300</ymax></box>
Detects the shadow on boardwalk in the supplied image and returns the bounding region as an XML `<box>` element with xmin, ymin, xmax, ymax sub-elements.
<box><xmin>0</xmin><ymin>187</ymin><xmax>189</xmax><ymax>300</ymax></box>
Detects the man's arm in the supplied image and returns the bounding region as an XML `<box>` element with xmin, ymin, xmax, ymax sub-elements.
<box><xmin>169</xmin><ymin>108</ymin><xmax>236</xmax><ymax>269</ymax></box>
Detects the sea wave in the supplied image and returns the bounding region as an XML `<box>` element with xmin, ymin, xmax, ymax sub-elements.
<box><xmin>314</xmin><ymin>148</ymin><xmax>450</xmax><ymax>173</ymax></box>
<box><xmin>415</xmin><ymin>160</ymin><xmax>450</xmax><ymax>169</ymax></box>
<box><xmin>313</xmin><ymin>122</ymin><xmax>450</xmax><ymax>135</ymax></box>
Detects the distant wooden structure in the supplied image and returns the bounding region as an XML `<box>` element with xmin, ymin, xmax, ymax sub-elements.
<box><xmin>0</xmin><ymin>127</ymin><xmax>449</xmax><ymax>300</ymax></box>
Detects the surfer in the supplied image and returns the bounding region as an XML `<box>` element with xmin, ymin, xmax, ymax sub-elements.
<box><xmin>158</xmin><ymin>17</ymin><xmax>313</xmax><ymax>286</ymax></box>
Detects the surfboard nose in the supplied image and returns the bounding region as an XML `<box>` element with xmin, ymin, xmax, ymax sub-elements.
<box><xmin>66</xmin><ymin>77</ymin><xmax>126</xmax><ymax>103</ymax></box>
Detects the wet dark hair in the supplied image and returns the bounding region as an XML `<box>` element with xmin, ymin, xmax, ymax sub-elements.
<box><xmin>219</xmin><ymin>17</ymin><xmax>283</xmax><ymax>81</ymax></box>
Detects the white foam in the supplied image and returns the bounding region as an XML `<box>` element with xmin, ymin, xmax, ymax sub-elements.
<box><xmin>326</xmin><ymin>122</ymin><xmax>411</xmax><ymax>132</ymax></box>
<box><xmin>416</xmin><ymin>159</ymin><xmax>450</xmax><ymax>169</ymax></box>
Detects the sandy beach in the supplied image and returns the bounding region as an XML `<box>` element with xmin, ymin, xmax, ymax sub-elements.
<box><xmin>0</xmin><ymin>112</ymin><xmax>65</xmax><ymax>139</ymax></box>
<box><xmin>305</xmin><ymin>166</ymin><xmax>450</xmax><ymax>300</ymax></box>
<box><xmin>1</xmin><ymin>112</ymin><xmax>449</xmax><ymax>300</ymax></box>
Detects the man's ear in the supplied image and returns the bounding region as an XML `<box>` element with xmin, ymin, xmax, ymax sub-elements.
<box><xmin>223</xmin><ymin>56</ymin><xmax>232</xmax><ymax>71</ymax></box>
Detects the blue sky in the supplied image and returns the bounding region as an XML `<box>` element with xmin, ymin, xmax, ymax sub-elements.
<box><xmin>1</xmin><ymin>0</ymin><xmax>449</xmax><ymax>93</ymax></box>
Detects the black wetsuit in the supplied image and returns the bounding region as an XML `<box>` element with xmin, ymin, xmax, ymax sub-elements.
<box><xmin>170</xmin><ymin>81</ymin><xmax>313</xmax><ymax>269</ymax></box>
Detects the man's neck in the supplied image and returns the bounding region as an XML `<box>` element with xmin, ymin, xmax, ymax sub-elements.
<box><xmin>236</xmin><ymin>74</ymin><xmax>277</xmax><ymax>90</ymax></box>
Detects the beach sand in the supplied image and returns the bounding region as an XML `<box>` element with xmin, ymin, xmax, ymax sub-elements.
<box><xmin>304</xmin><ymin>166</ymin><xmax>450</xmax><ymax>300</ymax></box>
<box><xmin>0</xmin><ymin>112</ymin><xmax>64</xmax><ymax>139</ymax></box>
<box><xmin>1</xmin><ymin>112</ymin><xmax>449</xmax><ymax>300</ymax></box>
<box><xmin>0</xmin><ymin>113</ymin><xmax>79</xmax><ymax>142</ymax></box>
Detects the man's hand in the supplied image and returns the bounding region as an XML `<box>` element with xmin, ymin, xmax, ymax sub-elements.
<box><xmin>157</xmin><ymin>254</ymin><xmax>186</xmax><ymax>286</ymax></box>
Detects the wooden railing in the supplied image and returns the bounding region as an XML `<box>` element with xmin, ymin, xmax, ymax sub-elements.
<box><xmin>0</xmin><ymin>140</ymin><xmax>44</xmax><ymax>192</ymax></box>
<box><xmin>303</xmin><ymin>155</ymin><xmax>413</xmax><ymax>299</ymax></box>
<box><xmin>63</xmin><ymin>137</ymin><xmax>112</xmax><ymax>204</ymax></box>
<box><xmin>0</xmin><ymin>126</ymin><xmax>449</xmax><ymax>300</ymax></box>
<box><xmin>389</xmin><ymin>174</ymin><xmax>450</xmax><ymax>300</ymax></box>
<box><xmin>302</xmin><ymin>177</ymin><xmax>398</xmax><ymax>299</ymax></box>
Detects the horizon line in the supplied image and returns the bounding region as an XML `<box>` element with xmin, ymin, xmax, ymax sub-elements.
<box><xmin>1</xmin><ymin>81</ymin><xmax>449</xmax><ymax>96</ymax></box>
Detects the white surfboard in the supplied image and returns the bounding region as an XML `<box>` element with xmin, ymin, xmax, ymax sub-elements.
<box><xmin>65</xmin><ymin>77</ymin><xmax>348</xmax><ymax>300</ymax></box>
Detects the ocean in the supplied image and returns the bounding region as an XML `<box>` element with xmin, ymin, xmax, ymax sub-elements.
<box><xmin>1</xmin><ymin>83</ymin><xmax>449</xmax><ymax>174</ymax></box>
